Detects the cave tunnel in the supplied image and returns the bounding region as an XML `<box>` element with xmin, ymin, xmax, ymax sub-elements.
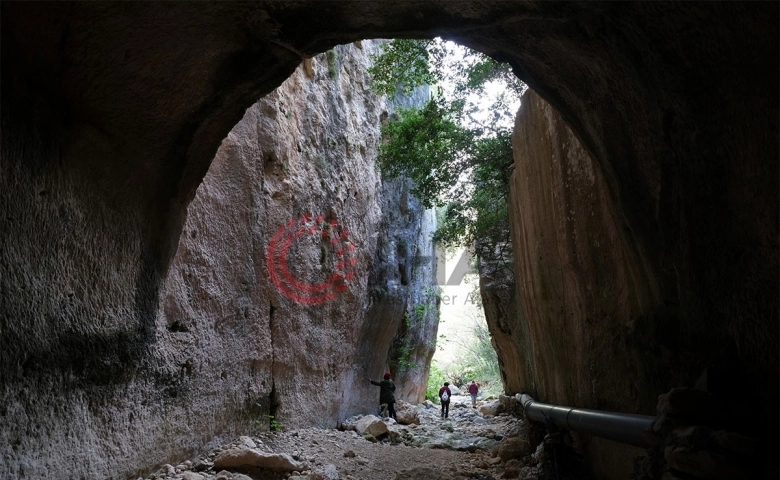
<box><xmin>1</xmin><ymin>2</ymin><xmax>777</xmax><ymax>479</ymax></box>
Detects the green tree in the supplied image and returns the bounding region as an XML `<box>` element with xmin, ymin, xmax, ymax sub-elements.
<box><xmin>459</xmin><ymin>316</ymin><xmax>501</xmax><ymax>383</ymax></box>
<box><xmin>371</xmin><ymin>39</ymin><xmax>522</xmax><ymax>255</ymax></box>
<box><xmin>373</xmin><ymin>39</ymin><xmax>521</xmax><ymax>397</ymax></box>
<box><xmin>425</xmin><ymin>361</ymin><xmax>448</xmax><ymax>403</ymax></box>
<box><xmin>378</xmin><ymin>95</ymin><xmax>471</xmax><ymax>209</ymax></box>
<box><xmin>368</xmin><ymin>39</ymin><xmax>445</xmax><ymax>97</ymax></box>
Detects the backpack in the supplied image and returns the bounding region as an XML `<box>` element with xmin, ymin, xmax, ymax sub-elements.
<box><xmin>441</xmin><ymin>391</ymin><xmax>449</xmax><ymax>402</ymax></box>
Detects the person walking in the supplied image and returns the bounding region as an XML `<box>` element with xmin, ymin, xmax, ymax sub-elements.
<box><xmin>468</xmin><ymin>380</ymin><xmax>479</xmax><ymax>408</ymax></box>
<box><xmin>438</xmin><ymin>382</ymin><xmax>452</xmax><ymax>419</ymax></box>
<box><xmin>369</xmin><ymin>372</ymin><xmax>397</xmax><ymax>421</ymax></box>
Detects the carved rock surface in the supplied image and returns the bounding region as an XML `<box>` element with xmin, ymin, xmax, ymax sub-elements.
<box><xmin>1</xmin><ymin>3</ymin><xmax>777</xmax><ymax>480</ymax></box>
<box><xmin>478</xmin><ymin>400</ymin><xmax>504</xmax><ymax>418</ymax></box>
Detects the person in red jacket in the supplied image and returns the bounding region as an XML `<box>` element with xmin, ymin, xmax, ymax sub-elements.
<box><xmin>438</xmin><ymin>382</ymin><xmax>452</xmax><ymax>419</ymax></box>
<box><xmin>468</xmin><ymin>380</ymin><xmax>479</xmax><ymax>408</ymax></box>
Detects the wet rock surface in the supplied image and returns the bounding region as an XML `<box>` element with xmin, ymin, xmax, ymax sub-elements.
<box><xmin>136</xmin><ymin>396</ymin><xmax>554</xmax><ymax>480</ymax></box>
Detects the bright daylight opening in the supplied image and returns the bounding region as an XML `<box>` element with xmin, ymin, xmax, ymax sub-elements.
<box><xmin>369</xmin><ymin>38</ymin><xmax>525</xmax><ymax>403</ymax></box>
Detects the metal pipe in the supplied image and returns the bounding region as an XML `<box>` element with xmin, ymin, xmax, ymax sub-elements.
<box><xmin>519</xmin><ymin>394</ymin><xmax>655</xmax><ymax>448</ymax></box>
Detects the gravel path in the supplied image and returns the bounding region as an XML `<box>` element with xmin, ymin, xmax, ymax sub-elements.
<box><xmin>140</xmin><ymin>396</ymin><xmax>531</xmax><ymax>480</ymax></box>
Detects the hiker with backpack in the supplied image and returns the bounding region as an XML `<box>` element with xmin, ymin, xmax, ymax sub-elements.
<box><xmin>438</xmin><ymin>381</ymin><xmax>452</xmax><ymax>419</ymax></box>
<box><xmin>369</xmin><ymin>371</ymin><xmax>397</xmax><ymax>421</ymax></box>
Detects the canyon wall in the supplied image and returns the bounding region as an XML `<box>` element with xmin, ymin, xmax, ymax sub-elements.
<box><xmin>509</xmin><ymin>91</ymin><xmax>663</xmax><ymax>414</ymax></box>
<box><xmin>2</xmin><ymin>3</ymin><xmax>776</xmax><ymax>479</ymax></box>
<box><xmin>373</xmin><ymin>86</ymin><xmax>439</xmax><ymax>405</ymax></box>
<box><xmin>0</xmin><ymin>41</ymin><xmax>438</xmax><ymax>479</ymax></box>
<box><xmin>366</xmin><ymin>176</ymin><xmax>438</xmax><ymax>405</ymax></box>
<box><xmin>478</xmin><ymin>250</ymin><xmax>527</xmax><ymax>396</ymax></box>
<box><xmin>505</xmin><ymin>90</ymin><xmax>661</xmax><ymax>477</ymax></box>
<box><xmin>502</xmin><ymin>89</ymin><xmax>777</xmax><ymax>478</ymax></box>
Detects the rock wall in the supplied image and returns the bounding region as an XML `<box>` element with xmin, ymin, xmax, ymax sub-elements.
<box><xmin>373</xmin><ymin>86</ymin><xmax>439</xmax><ymax>405</ymax></box>
<box><xmin>158</xmin><ymin>39</ymin><xmax>439</xmax><ymax>469</ymax></box>
<box><xmin>0</xmin><ymin>41</ymin><xmax>438</xmax><ymax>479</ymax></box>
<box><xmin>367</xmin><ymin>177</ymin><xmax>439</xmax><ymax>405</ymax></box>
<box><xmin>509</xmin><ymin>90</ymin><xmax>664</xmax><ymax>413</ymax></box>
<box><xmin>478</xmin><ymin>249</ymin><xmax>528</xmax><ymax>396</ymax></box>
<box><xmin>158</xmin><ymin>41</ymin><xmax>391</xmax><ymax>435</ymax></box>
<box><xmin>505</xmin><ymin>89</ymin><xmax>769</xmax><ymax>478</ymax></box>
<box><xmin>505</xmin><ymin>90</ymin><xmax>670</xmax><ymax>478</ymax></box>
<box><xmin>2</xmin><ymin>3</ymin><xmax>777</xmax><ymax>479</ymax></box>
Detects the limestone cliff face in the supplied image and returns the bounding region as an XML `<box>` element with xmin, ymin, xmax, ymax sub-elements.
<box><xmin>506</xmin><ymin>90</ymin><xmax>671</xmax><ymax>477</ymax></box>
<box><xmin>159</xmin><ymin>41</ymin><xmax>391</xmax><ymax>435</ymax></box>
<box><xmin>366</xmin><ymin>177</ymin><xmax>438</xmax><ymax>405</ymax></box>
<box><xmin>0</xmin><ymin>41</ymin><xmax>438</xmax><ymax>479</ymax></box>
<box><xmin>370</xmin><ymin>86</ymin><xmax>439</xmax><ymax>405</ymax></box>
<box><xmin>159</xmin><ymin>39</ymin><xmax>437</xmax><ymax>447</ymax></box>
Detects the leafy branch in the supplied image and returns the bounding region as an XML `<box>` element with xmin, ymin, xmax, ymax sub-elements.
<box><xmin>370</xmin><ymin>39</ymin><xmax>524</xmax><ymax>257</ymax></box>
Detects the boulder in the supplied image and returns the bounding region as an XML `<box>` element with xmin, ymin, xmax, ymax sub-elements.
<box><xmin>388</xmin><ymin>429</ymin><xmax>404</xmax><ymax>444</ymax></box>
<box><xmin>478</xmin><ymin>400</ymin><xmax>505</xmax><ymax>417</ymax></box>
<box><xmin>495</xmin><ymin>436</ymin><xmax>534</xmax><ymax>462</ymax></box>
<box><xmin>238</xmin><ymin>436</ymin><xmax>257</xmax><ymax>448</ymax></box>
<box><xmin>498</xmin><ymin>394</ymin><xmax>517</xmax><ymax>411</ymax></box>
<box><xmin>395</xmin><ymin>400</ymin><xmax>421</xmax><ymax>425</ymax></box>
<box><xmin>213</xmin><ymin>446</ymin><xmax>304</xmax><ymax>472</ymax></box>
<box><xmin>339</xmin><ymin>416</ymin><xmax>361</xmax><ymax>431</ymax></box>
<box><xmin>503</xmin><ymin>458</ymin><xmax>522</xmax><ymax>478</ymax></box>
<box><xmin>354</xmin><ymin>415</ymin><xmax>388</xmax><ymax>438</ymax></box>
<box><xmin>177</xmin><ymin>472</ymin><xmax>205</xmax><ymax>480</ymax></box>
<box><xmin>231</xmin><ymin>475</ymin><xmax>254</xmax><ymax>480</ymax></box>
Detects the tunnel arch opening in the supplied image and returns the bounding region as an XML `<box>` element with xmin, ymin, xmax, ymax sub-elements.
<box><xmin>1</xmin><ymin>3</ymin><xmax>777</xmax><ymax>479</ymax></box>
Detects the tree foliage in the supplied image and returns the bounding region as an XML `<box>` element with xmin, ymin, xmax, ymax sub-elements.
<box><xmin>371</xmin><ymin>39</ymin><xmax>523</xmax><ymax>255</ymax></box>
<box><xmin>368</xmin><ymin>39</ymin><xmax>443</xmax><ymax>97</ymax></box>
<box><xmin>378</xmin><ymin>95</ymin><xmax>469</xmax><ymax>209</ymax></box>
<box><xmin>368</xmin><ymin>38</ymin><xmax>525</xmax><ymax>101</ymax></box>
<box><xmin>425</xmin><ymin>361</ymin><xmax>448</xmax><ymax>404</ymax></box>
<box><xmin>437</xmin><ymin>312</ymin><xmax>503</xmax><ymax>396</ymax></box>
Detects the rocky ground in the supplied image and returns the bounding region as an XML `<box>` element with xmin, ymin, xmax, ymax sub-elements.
<box><xmin>137</xmin><ymin>394</ymin><xmax>566</xmax><ymax>480</ymax></box>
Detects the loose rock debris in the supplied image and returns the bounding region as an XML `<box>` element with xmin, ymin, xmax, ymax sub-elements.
<box><xmin>137</xmin><ymin>395</ymin><xmax>569</xmax><ymax>480</ymax></box>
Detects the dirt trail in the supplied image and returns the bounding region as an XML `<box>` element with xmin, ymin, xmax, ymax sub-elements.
<box><xmin>139</xmin><ymin>396</ymin><xmax>534</xmax><ymax>480</ymax></box>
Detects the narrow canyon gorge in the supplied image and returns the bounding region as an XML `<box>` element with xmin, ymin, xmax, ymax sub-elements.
<box><xmin>1</xmin><ymin>2</ymin><xmax>777</xmax><ymax>479</ymax></box>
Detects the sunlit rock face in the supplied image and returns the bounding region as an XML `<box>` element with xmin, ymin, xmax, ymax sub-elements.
<box><xmin>159</xmin><ymin>41</ymin><xmax>392</xmax><ymax>436</ymax></box>
<box><xmin>1</xmin><ymin>2</ymin><xmax>776</xmax><ymax>479</ymax></box>
<box><xmin>158</xmin><ymin>39</ymin><xmax>438</xmax><ymax>470</ymax></box>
